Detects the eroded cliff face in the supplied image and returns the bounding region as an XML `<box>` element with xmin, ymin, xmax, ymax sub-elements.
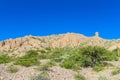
<box><xmin>0</xmin><ymin>36</ymin><xmax>47</xmax><ymax>56</ymax></box>
<box><xmin>0</xmin><ymin>32</ymin><xmax>120</xmax><ymax>56</ymax></box>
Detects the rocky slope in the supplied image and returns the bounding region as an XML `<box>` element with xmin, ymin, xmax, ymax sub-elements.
<box><xmin>1</xmin><ymin>32</ymin><xmax>120</xmax><ymax>80</ymax></box>
<box><xmin>0</xmin><ymin>32</ymin><xmax>120</xmax><ymax>56</ymax></box>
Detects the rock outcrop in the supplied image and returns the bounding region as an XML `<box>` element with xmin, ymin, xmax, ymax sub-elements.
<box><xmin>0</xmin><ymin>32</ymin><xmax>120</xmax><ymax>56</ymax></box>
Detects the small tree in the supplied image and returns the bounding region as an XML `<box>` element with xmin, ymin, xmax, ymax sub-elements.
<box><xmin>80</xmin><ymin>46</ymin><xmax>106</xmax><ymax>67</ymax></box>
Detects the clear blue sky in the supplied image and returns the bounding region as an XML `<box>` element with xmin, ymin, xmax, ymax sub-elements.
<box><xmin>0</xmin><ymin>0</ymin><xmax>120</xmax><ymax>40</ymax></box>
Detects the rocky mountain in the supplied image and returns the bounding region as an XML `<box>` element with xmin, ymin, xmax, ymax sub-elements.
<box><xmin>0</xmin><ymin>32</ymin><xmax>120</xmax><ymax>56</ymax></box>
<box><xmin>1</xmin><ymin>32</ymin><xmax>120</xmax><ymax>80</ymax></box>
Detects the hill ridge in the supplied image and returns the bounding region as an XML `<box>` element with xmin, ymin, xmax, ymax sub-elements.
<box><xmin>0</xmin><ymin>32</ymin><xmax>120</xmax><ymax>56</ymax></box>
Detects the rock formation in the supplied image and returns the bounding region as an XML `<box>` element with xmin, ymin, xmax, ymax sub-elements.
<box><xmin>0</xmin><ymin>32</ymin><xmax>120</xmax><ymax>56</ymax></box>
<box><xmin>95</xmin><ymin>32</ymin><xmax>99</xmax><ymax>38</ymax></box>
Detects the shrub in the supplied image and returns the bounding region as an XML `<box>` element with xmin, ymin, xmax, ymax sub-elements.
<box><xmin>0</xmin><ymin>54</ymin><xmax>13</xmax><ymax>64</ymax></box>
<box><xmin>102</xmin><ymin>51</ymin><xmax>118</xmax><ymax>61</ymax></box>
<box><xmin>14</xmin><ymin>57</ymin><xmax>39</xmax><ymax>67</ymax></box>
<box><xmin>112</xmin><ymin>48</ymin><xmax>120</xmax><ymax>57</ymax></box>
<box><xmin>14</xmin><ymin>50</ymin><xmax>40</xmax><ymax>67</ymax></box>
<box><xmin>6</xmin><ymin>66</ymin><xmax>19</xmax><ymax>73</ymax></box>
<box><xmin>79</xmin><ymin>46</ymin><xmax>113</xmax><ymax>67</ymax></box>
<box><xmin>30</xmin><ymin>71</ymin><xmax>50</xmax><ymax>80</ymax></box>
<box><xmin>60</xmin><ymin>56</ymin><xmax>80</xmax><ymax>70</ymax></box>
<box><xmin>45</xmin><ymin>47</ymin><xmax>51</xmax><ymax>51</ymax></box>
<box><xmin>44</xmin><ymin>60</ymin><xmax>56</xmax><ymax>67</ymax></box>
<box><xmin>39</xmin><ymin>50</ymin><xmax>46</xmax><ymax>53</ymax></box>
<box><xmin>74</xmin><ymin>72</ymin><xmax>86</xmax><ymax>80</ymax></box>
<box><xmin>36</xmin><ymin>60</ymin><xmax>56</xmax><ymax>71</ymax></box>
<box><xmin>26</xmin><ymin>50</ymin><xmax>39</xmax><ymax>57</ymax></box>
<box><xmin>93</xmin><ymin>64</ymin><xmax>104</xmax><ymax>72</ymax></box>
<box><xmin>112</xmin><ymin>68</ymin><xmax>120</xmax><ymax>75</ymax></box>
<box><xmin>49</xmin><ymin>48</ymin><xmax>67</xmax><ymax>62</ymax></box>
<box><xmin>59</xmin><ymin>46</ymin><xmax>118</xmax><ymax>70</ymax></box>
<box><xmin>38</xmin><ymin>53</ymin><xmax>48</xmax><ymax>59</ymax></box>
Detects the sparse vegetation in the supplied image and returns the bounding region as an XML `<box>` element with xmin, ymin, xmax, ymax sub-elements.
<box><xmin>50</xmin><ymin>46</ymin><xmax>118</xmax><ymax>70</ymax></box>
<box><xmin>38</xmin><ymin>53</ymin><xmax>48</xmax><ymax>59</ymax></box>
<box><xmin>112</xmin><ymin>48</ymin><xmax>120</xmax><ymax>57</ymax></box>
<box><xmin>30</xmin><ymin>71</ymin><xmax>50</xmax><ymax>80</ymax></box>
<box><xmin>1</xmin><ymin>33</ymin><xmax>120</xmax><ymax>80</ymax></box>
<box><xmin>6</xmin><ymin>66</ymin><xmax>19</xmax><ymax>73</ymax></box>
<box><xmin>0</xmin><ymin>46</ymin><xmax>118</xmax><ymax>71</ymax></box>
<box><xmin>0</xmin><ymin>54</ymin><xmax>13</xmax><ymax>64</ymax></box>
<box><xmin>39</xmin><ymin>50</ymin><xmax>46</xmax><ymax>53</ymax></box>
<box><xmin>93</xmin><ymin>64</ymin><xmax>104</xmax><ymax>72</ymax></box>
<box><xmin>14</xmin><ymin>50</ymin><xmax>40</xmax><ymax>67</ymax></box>
<box><xmin>112</xmin><ymin>68</ymin><xmax>120</xmax><ymax>75</ymax></box>
<box><xmin>74</xmin><ymin>72</ymin><xmax>86</xmax><ymax>80</ymax></box>
<box><xmin>36</xmin><ymin>60</ymin><xmax>56</xmax><ymax>71</ymax></box>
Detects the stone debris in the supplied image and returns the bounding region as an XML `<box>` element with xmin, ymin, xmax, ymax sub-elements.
<box><xmin>48</xmin><ymin>66</ymin><xmax>75</xmax><ymax>80</ymax></box>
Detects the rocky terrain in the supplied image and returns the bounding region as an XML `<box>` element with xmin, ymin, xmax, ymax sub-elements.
<box><xmin>0</xmin><ymin>32</ymin><xmax>120</xmax><ymax>56</ymax></box>
<box><xmin>1</xmin><ymin>32</ymin><xmax>120</xmax><ymax>80</ymax></box>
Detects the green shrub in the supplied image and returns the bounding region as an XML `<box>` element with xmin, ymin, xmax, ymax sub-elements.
<box><xmin>79</xmin><ymin>46</ymin><xmax>114</xmax><ymax>67</ymax></box>
<box><xmin>30</xmin><ymin>71</ymin><xmax>50</xmax><ymax>80</ymax></box>
<box><xmin>45</xmin><ymin>47</ymin><xmax>52</xmax><ymax>51</ymax></box>
<box><xmin>112</xmin><ymin>48</ymin><xmax>120</xmax><ymax>57</ymax></box>
<box><xmin>38</xmin><ymin>53</ymin><xmax>49</xmax><ymax>59</ymax></box>
<box><xmin>14</xmin><ymin>50</ymin><xmax>40</xmax><ymax>67</ymax></box>
<box><xmin>93</xmin><ymin>64</ymin><xmax>104</xmax><ymax>72</ymax></box>
<box><xmin>14</xmin><ymin>57</ymin><xmax>39</xmax><ymax>67</ymax></box>
<box><xmin>49</xmin><ymin>48</ymin><xmax>67</xmax><ymax>62</ymax></box>
<box><xmin>45</xmin><ymin>60</ymin><xmax>56</xmax><ymax>67</ymax></box>
<box><xmin>6</xmin><ymin>66</ymin><xmax>19</xmax><ymax>73</ymax></box>
<box><xmin>0</xmin><ymin>54</ymin><xmax>13</xmax><ymax>64</ymax></box>
<box><xmin>26</xmin><ymin>50</ymin><xmax>39</xmax><ymax>57</ymax></box>
<box><xmin>57</xmin><ymin>46</ymin><xmax>119</xmax><ymax>71</ymax></box>
<box><xmin>39</xmin><ymin>50</ymin><xmax>46</xmax><ymax>53</ymax></box>
<box><xmin>60</xmin><ymin>56</ymin><xmax>80</xmax><ymax>70</ymax></box>
<box><xmin>102</xmin><ymin>51</ymin><xmax>118</xmax><ymax>61</ymax></box>
<box><xmin>36</xmin><ymin>61</ymin><xmax>56</xmax><ymax>71</ymax></box>
<box><xmin>112</xmin><ymin>68</ymin><xmax>120</xmax><ymax>75</ymax></box>
<box><xmin>74</xmin><ymin>72</ymin><xmax>86</xmax><ymax>80</ymax></box>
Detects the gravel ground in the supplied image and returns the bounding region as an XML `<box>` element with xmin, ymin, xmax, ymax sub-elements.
<box><xmin>1</xmin><ymin>59</ymin><xmax>120</xmax><ymax>80</ymax></box>
<box><xmin>80</xmin><ymin>59</ymin><xmax>120</xmax><ymax>80</ymax></box>
<box><xmin>0</xmin><ymin>64</ymin><xmax>38</xmax><ymax>80</ymax></box>
<box><xmin>0</xmin><ymin>64</ymin><xmax>75</xmax><ymax>80</ymax></box>
<box><xmin>48</xmin><ymin>66</ymin><xmax>75</xmax><ymax>80</ymax></box>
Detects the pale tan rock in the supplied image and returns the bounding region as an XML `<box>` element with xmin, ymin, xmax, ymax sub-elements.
<box><xmin>95</xmin><ymin>32</ymin><xmax>99</xmax><ymax>38</ymax></box>
<box><xmin>0</xmin><ymin>32</ymin><xmax>120</xmax><ymax>56</ymax></box>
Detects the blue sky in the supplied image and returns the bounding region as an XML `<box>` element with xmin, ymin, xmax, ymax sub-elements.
<box><xmin>0</xmin><ymin>0</ymin><xmax>120</xmax><ymax>40</ymax></box>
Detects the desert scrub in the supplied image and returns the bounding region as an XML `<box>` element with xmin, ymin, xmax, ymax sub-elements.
<box><xmin>93</xmin><ymin>64</ymin><xmax>104</xmax><ymax>72</ymax></box>
<box><xmin>45</xmin><ymin>47</ymin><xmax>52</xmax><ymax>51</ymax></box>
<box><xmin>0</xmin><ymin>54</ymin><xmax>13</xmax><ymax>64</ymax></box>
<box><xmin>36</xmin><ymin>60</ymin><xmax>56</xmax><ymax>71</ymax></box>
<box><xmin>38</xmin><ymin>53</ymin><xmax>49</xmax><ymax>59</ymax></box>
<box><xmin>44</xmin><ymin>60</ymin><xmax>56</xmax><ymax>67</ymax></box>
<box><xmin>112</xmin><ymin>48</ymin><xmax>120</xmax><ymax>57</ymax></box>
<box><xmin>74</xmin><ymin>72</ymin><xmax>86</xmax><ymax>80</ymax></box>
<box><xmin>79</xmin><ymin>46</ymin><xmax>117</xmax><ymax>67</ymax></box>
<box><xmin>14</xmin><ymin>50</ymin><xmax>40</xmax><ymax>67</ymax></box>
<box><xmin>59</xmin><ymin>46</ymin><xmax>118</xmax><ymax>70</ymax></box>
<box><xmin>112</xmin><ymin>68</ymin><xmax>120</xmax><ymax>75</ymax></box>
<box><xmin>14</xmin><ymin>57</ymin><xmax>39</xmax><ymax>67</ymax></box>
<box><xmin>29</xmin><ymin>71</ymin><xmax>50</xmax><ymax>80</ymax></box>
<box><xmin>49</xmin><ymin>47</ymin><xmax>73</xmax><ymax>62</ymax></box>
<box><xmin>6</xmin><ymin>66</ymin><xmax>19</xmax><ymax>73</ymax></box>
<box><xmin>98</xmin><ymin>76</ymin><xmax>111</xmax><ymax>80</ymax></box>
